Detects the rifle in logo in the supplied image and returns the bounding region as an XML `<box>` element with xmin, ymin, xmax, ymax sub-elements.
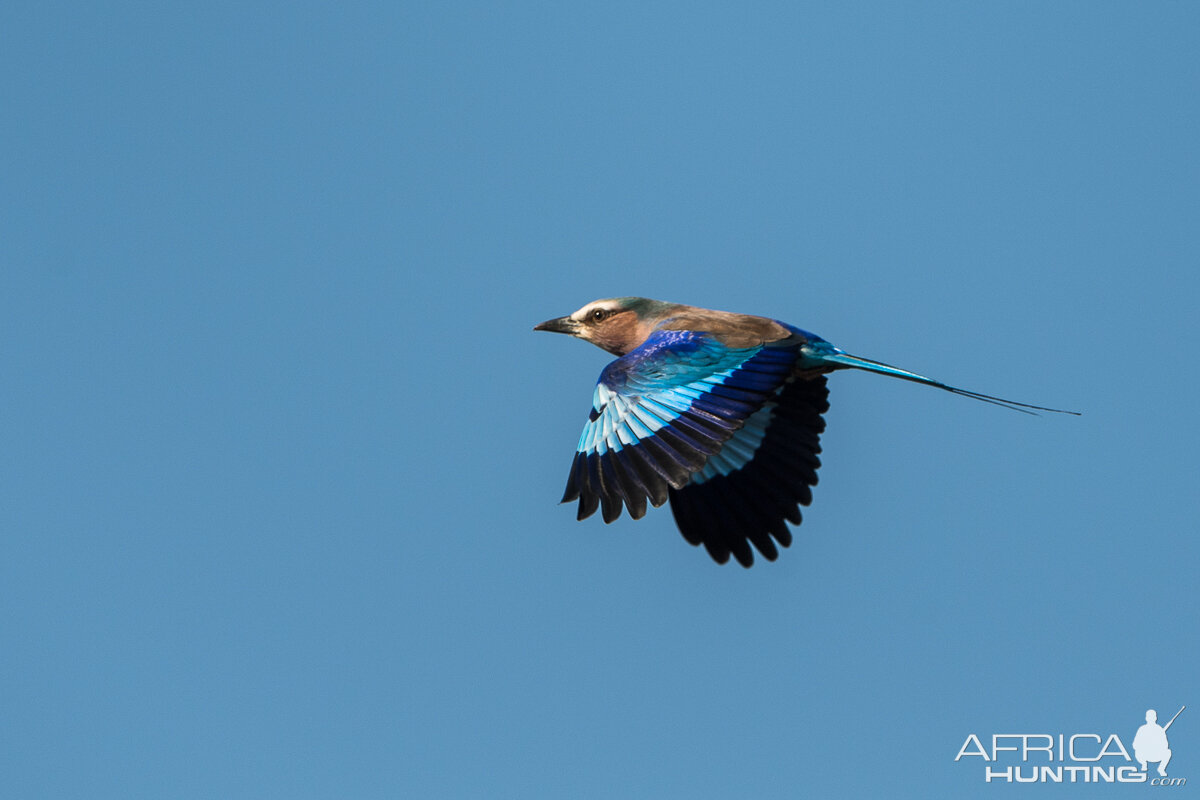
<box><xmin>1164</xmin><ymin>706</ymin><xmax>1186</xmax><ymax>732</ymax></box>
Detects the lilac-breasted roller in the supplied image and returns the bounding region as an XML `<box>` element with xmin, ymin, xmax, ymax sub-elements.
<box><xmin>535</xmin><ymin>297</ymin><xmax>1077</xmax><ymax>567</ymax></box>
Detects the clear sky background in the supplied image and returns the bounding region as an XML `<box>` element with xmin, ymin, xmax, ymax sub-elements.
<box><xmin>2</xmin><ymin>3</ymin><xmax>1197</xmax><ymax>798</ymax></box>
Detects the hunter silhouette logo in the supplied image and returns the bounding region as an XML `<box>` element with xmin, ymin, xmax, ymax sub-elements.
<box><xmin>1134</xmin><ymin>707</ymin><xmax>1183</xmax><ymax>777</ymax></box>
<box><xmin>954</xmin><ymin>705</ymin><xmax>1187</xmax><ymax>786</ymax></box>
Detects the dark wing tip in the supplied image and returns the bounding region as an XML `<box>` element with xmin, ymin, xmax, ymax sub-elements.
<box><xmin>668</xmin><ymin>375</ymin><xmax>829</xmax><ymax>567</ymax></box>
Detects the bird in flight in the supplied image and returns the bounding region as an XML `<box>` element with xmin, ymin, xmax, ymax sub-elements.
<box><xmin>535</xmin><ymin>297</ymin><xmax>1077</xmax><ymax>567</ymax></box>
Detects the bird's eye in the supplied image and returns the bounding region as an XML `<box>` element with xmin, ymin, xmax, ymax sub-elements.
<box><xmin>591</xmin><ymin>308</ymin><xmax>609</xmax><ymax>322</ymax></box>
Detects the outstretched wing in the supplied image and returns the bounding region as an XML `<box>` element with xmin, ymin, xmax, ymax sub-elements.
<box><xmin>561</xmin><ymin>328</ymin><xmax>800</xmax><ymax>526</ymax></box>
<box><xmin>668</xmin><ymin>374</ymin><xmax>829</xmax><ymax>567</ymax></box>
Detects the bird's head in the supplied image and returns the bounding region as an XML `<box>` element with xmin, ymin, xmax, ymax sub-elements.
<box><xmin>534</xmin><ymin>297</ymin><xmax>680</xmax><ymax>356</ymax></box>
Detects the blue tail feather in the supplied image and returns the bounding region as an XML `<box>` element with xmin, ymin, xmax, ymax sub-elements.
<box><xmin>808</xmin><ymin>349</ymin><xmax>1080</xmax><ymax>416</ymax></box>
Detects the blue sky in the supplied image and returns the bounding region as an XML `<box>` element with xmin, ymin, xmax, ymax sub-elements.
<box><xmin>2</xmin><ymin>2</ymin><xmax>1197</xmax><ymax>797</ymax></box>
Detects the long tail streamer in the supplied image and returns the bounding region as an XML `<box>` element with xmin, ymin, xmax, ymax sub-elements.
<box><xmin>818</xmin><ymin>352</ymin><xmax>1081</xmax><ymax>416</ymax></box>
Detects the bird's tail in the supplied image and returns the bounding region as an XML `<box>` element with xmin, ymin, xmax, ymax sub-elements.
<box><xmin>805</xmin><ymin>347</ymin><xmax>1080</xmax><ymax>416</ymax></box>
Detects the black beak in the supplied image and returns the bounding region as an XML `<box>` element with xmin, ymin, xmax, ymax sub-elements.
<box><xmin>533</xmin><ymin>315</ymin><xmax>580</xmax><ymax>335</ymax></box>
